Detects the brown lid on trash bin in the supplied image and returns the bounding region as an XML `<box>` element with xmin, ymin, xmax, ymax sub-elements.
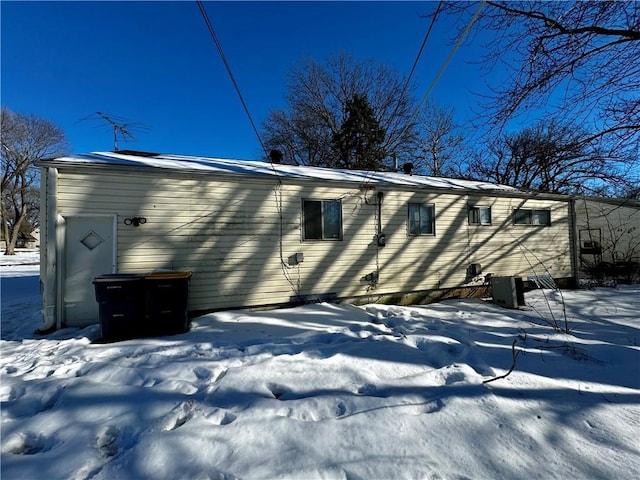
<box><xmin>144</xmin><ymin>271</ymin><xmax>192</xmax><ymax>280</ymax></box>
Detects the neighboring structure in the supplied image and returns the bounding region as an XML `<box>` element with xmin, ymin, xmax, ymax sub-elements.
<box><xmin>574</xmin><ymin>196</ymin><xmax>640</xmax><ymax>283</ymax></box>
<box><xmin>1</xmin><ymin>230</ymin><xmax>39</xmax><ymax>250</ymax></box>
<box><xmin>36</xmin><ymin>151</ymin><xmax>577</xmax><ymax>331</ymax></box>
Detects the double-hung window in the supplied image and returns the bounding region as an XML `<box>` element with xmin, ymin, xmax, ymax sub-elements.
<box><xmin>468</xmin><ymin>206</ymin><xmax>492</xmax><ymax>225</ymax></box>
<box><xmin>302</xmin><ymin>199</ymin><xmax>342</xmax><ymax>240</ymax></box>
<box><xmin>408</xmin><ymin>203</ymin><xmax>435</xmax><ymax>235</ymax></box>
<box><xmin>513</xmin><ymin>208</ymin><xmax>551</xmax><ymax>226</ymax></box>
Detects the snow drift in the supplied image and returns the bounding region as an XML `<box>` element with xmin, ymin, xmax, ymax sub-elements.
<box><xmin>1</xmin><ymin>253</ymin><xmax>639</xmax><ymax>479</ymax></box>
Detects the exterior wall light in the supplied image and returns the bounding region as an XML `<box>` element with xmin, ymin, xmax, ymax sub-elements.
<box><xmin>124</xmin><ymin>217</ymin><xmax>147</xmax><ymax>227</ymax></box>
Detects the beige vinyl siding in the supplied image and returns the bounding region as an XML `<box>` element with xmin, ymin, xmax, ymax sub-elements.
<box><xmin>279</xmin><ymin>184</ymin><xmax>378</xmax><ymax>299</ymax></box>
<box><xmin>465</xmin><ymin>196</ymin><xmax>572</xmax><ymax>278</ymax></box>
<box><xmin>57</xmin><ymin>170</ymin><xmax>287</xmax><ymax>310</ymax></box>
<box><xmin>374</xmin><ymin>192</ymin><xmax>573</xmax><ymax>292</ymax></box>
<box><xmin>55</xmin><ymin>168</ymin><xmax>574</xmax><ymax>312</ymax></box>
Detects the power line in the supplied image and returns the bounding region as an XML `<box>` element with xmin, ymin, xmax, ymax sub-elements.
<box><xmin>386</xmin><ymin>0</ymin><xmax>443</xmax><ymax>155</ymax></box>
<box><xmin>405</xmin><ymin>0</ymin><xmax>443</xmax><ymax>90</ymax></box>
<box><xmin>195</xmin><ymin>2</ymin><xmax>291</xmax><ymax>288</ymax></box>
<box><xmin>398</xmin><ymin>0</ymin><xmax>486</xmax><ymax>142</ymax></box>
<box><xmin>195</xmin><ymin>0</ymin><xmax>268</xmax><ymax>157</ymax></box>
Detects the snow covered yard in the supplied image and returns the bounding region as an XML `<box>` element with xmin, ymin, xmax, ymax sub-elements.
<box><xmin>1</xmin><ymin>251</ymin><xmax>639</xmax><ymax>480</ymax></box>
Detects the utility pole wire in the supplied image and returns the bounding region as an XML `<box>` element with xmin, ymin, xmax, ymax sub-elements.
<box><xmin>196</xmin><ymin>0</ymin><xmax>268</xmax><ymax>157</ymax></box>
<box><xmin>406</xmin><ymin>1</ymin><xmax>443</xmax><ymax>90</ymax></box>
<box><xmin>397</xmin><ymin>0</ymin><xmax>486</xmax><ymax>144</ymax></box>
<box><xmin>388</xmin><ymin>0</ymin><xmax>443</xmax><ymax>159</ymax></box>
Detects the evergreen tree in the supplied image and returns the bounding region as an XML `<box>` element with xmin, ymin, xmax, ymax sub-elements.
<box><xmin>262</xmin><ymin>52</ymin><xmax>417</xmax><ymax>168</ymax></box>
<box><xmin>331</xmin><ymin>93</ymin><xmax>387</xmax><ymax>170</ymax></box>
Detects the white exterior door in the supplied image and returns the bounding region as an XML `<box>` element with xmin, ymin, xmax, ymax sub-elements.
<box><xmin>62</xmin><ymin>215</ymin><xmax>116</xmax><ymax>327</ymax></box>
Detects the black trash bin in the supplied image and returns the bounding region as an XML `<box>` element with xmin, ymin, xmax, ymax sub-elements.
<box><xmin>93</xmin><ymin>273</ymin><xmax>146</xmax><ymax>341</ymax></box>
<box><xmin>144</xmin><ymin>271</ymin><xmax>192</xmax><ymax>335</ymax></box>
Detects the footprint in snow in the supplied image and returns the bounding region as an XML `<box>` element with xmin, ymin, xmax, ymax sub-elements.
<box><xmin>267</xmin><ymin>383</ymin><xmax>290</xmax><ymax>400</ymax></box>
<box><xmin>193</xmin><ymin>366</ymin><xmax>213</xmax><ymax>381</ymax></box>
<box><xmin>195</xmin><ymin>367</ymin><xmax>228</xmax><ymax>383</ymax></box>
<box><xmin>1</xmin><ymin>432</ymin><xmax>49</xmax><ymax>455</ymax></box>
<box><xmin>162</xmin><ymin>401</ymin><xmax>196</xmax><ymax>431</ymax></box>
<box><xmin>96</xmin><ymin>425</ymin><xmax>120</xmax><ymax>457</ymax></box>
<box><xmin>0</xmin><ymin>383</ymin><xmax>24</xmax><ymax>402</ymax></box>
<box><xmin>443</xmin><ymin>369</ymin><xmax>467</xmax><ymax>385</ymax></box>
<box><xmin>283</xmin><ymin>399</ymin><xmax>349</xmax><ymax>422</ymax></box>
<box><xmin>205</xmin><ymin>408</ymin><xmax>237</xmax><ymax>426</ymax></box>
<box><xmin>413</xmin><ymin>339</ymin><xmax>468</xmax><ymax>368</ymax></box>
<box><xmin>404</xmin><ymin>398</ymin><xmax>444</xmax><ymax>416</ymax></box>
<box><xmin>41</xmin><ymin>386</ymin><xmax>64</xmax><ymax>411</ymax></box>
<box><xmin>356</xmin><ymin>383</ymin><xmax>378</xmax><ymax>396</ymax></box>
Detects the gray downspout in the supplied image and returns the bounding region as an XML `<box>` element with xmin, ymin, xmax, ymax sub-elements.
<box><xmin>39</xmin><ymin>167</ymin><xmax>58</xmax><ymax>332</ymax></box>
<box><xmin>568</xmin><ymin>198</ymin><xmax>580</xmax><ymax>287</ymax></box>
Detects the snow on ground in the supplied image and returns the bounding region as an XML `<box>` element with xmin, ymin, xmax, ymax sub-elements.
<box><xmin>1</xmin><ymin>250</ymin><xmax>639</xmax><ymax>479</ymax></box>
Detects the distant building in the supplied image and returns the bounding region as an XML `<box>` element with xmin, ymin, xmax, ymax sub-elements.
<box><xmin>1</xmin><ymin>230</ymin><xmax>39</xmax><ymax>250</ymax></box>
<box><xmin>574</xmin><ymin>196</ymin><xmax>640</xmax><ymax>283</ymax></box>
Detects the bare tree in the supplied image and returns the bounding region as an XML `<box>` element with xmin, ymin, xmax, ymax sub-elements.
<box><xmin>417</xmin><ymin>101</ymin><xmax>464</xmax><ymax>177</ymax></box>
<box><xmin>1</xmin><ymin>108</ymin><xmax>68</xmax><ymax>255</ymax></box>
<box><xmin>468</xmin><ymin>119</ymin><xmax>621</xmax><ymax>194</ymax></box>
<box><xmin>432</xmin><ymin>1</ymin><xmax>639</xmax><ymax>186</ymax></box>
<box><xmin>262</xmin><ymin>52</ymin><xmax>420</xmax><ymax>168</ymax></box>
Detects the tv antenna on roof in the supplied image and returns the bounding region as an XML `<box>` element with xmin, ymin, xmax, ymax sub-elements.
<box><xmin>95</xmin><ymin>111</ymin><xmax>137</xmax><ymax>151</ymax></box>
<box><xmin>79</xmin><ymin>112</ymin><xmax>150</xmax><ymax>151</ymax></box>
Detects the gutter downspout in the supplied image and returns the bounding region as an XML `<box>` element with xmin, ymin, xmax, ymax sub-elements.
<box><xmin>38</xmin><ymin>167</ymin><xmax>58</xmax><ymax>333</ymax></box>
<box><xmin>376</xmin><ymin>191</ymin><xmax>386</xmax><ymax>247</ymax></box>
<box><xmin>568</xmin><ymin>198</ymin><xmax>580</xmax><ymax>287</ymax></box>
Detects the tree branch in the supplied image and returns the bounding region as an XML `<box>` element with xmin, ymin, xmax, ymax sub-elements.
<box><xmin>486</xmin><ymin>1</ymin><xmax>640</xmax><ymax>40</ymax></box>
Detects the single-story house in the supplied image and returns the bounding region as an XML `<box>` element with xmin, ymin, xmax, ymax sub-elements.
<box><xmin>36</xmin><ymin>150</ymin><xmax>578</xmax><ymax>332</ymax></box>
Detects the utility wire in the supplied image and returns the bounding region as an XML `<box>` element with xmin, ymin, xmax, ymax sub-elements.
<box><xmin>405</xmin><ymin>0</ymin><xmax>443</xmax><ymax>92</ymax></box>
<box><xmin>397</xmin><ymin>0</ymin><xmax>486</xmax><ymax>142</ymax></box>
<box><xmin>385</xmin><ymin>0</ymin><xmax>443</xmax><ymax>167</ymax></box>
<box><xmin>196</xmin><ymin>1</ymin><xmax>295</xmax><ymax>293</ymax></box>
<box><xmin>196</xmin><ymin>0</ymin><xmax>268</xmax><ymax>156</ymax></box>
<box><xmin>198</xmin><ymin>1</ymin><xmax>291</xmax><ymax>289</ymax></box>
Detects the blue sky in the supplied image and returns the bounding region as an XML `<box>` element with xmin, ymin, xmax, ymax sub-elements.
<box><xmin>2</xmin><ymin>1</ymin><xmax>496</xmax><ymax>160</ymax></box>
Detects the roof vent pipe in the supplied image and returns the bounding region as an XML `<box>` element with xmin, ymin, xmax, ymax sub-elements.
<box><xmin>269</xmin><ymin>149</ymin><xmax>283</xmax><ymax>164</ymax></box>
<box><xmin>402</xmin><ymin>163</ymin><xmax>414</xmax><ymax>175</ymax></box>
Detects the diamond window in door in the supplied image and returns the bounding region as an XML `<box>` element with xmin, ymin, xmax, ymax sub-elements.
<box><xmin>80</xmin><ymin>230</ymin><xmax>104</xmax><ymax>251</ymax></box>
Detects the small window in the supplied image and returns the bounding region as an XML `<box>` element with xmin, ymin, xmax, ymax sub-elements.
<box><xmin>513</xmin><ymin>208</ymin><xmax>551</xmax><ymax>226</ymax></box>
<box><xmin>408</xmin><ymin>203</ymin><xmax>435</xmax><ymax>235</ymax></box>
<box><xmin>303</xmin><ymin>199</ymin><xmax>342</xmax><ymax>240</ymax></box>
<box><xmin>468</xmin><ymin>206</ymin><xmax>492</xmax><ymax>225</ymax></box>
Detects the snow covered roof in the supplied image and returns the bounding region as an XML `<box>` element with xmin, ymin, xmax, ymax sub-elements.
<box><xmin>42</xmin><ymin>151</ymin><xmax>521</xmax><ymax>193</ymax></box>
